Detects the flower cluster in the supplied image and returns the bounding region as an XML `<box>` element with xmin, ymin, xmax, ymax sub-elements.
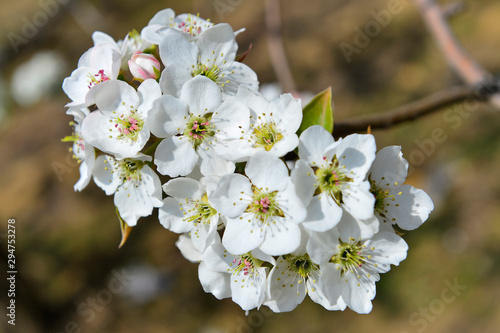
<box><xmin>62</xmin><ymin>8</ymin><xmax>434</xmax><ymax>313</ymax></box>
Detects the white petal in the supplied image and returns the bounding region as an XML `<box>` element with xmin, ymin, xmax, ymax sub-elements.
<box><xmin>231</xmin><ymin>266</ymin><xmax>267</xmax><ymax>310</ymax></box>
<box><xmin>245</xmin><ymin>152</ymin><xmax>289</xmax><ymax>192</ymax></box>
<box><xmin>93</xmin><ymin>155</ymin><xmax>120</xmax><ymax>195</ymax></box>
<box><xmin>211</xmin><ymin>100</ymin><xmax>250</xmax><ymax>139</ymax></box>
<box><xmin>306</xmin><ymin>228</ymin><xmax>340</xmax><ymax>265</ymax></box>
<box><xmin>384</xmin><ymin>185</ymin><xmax>434</xmax><ymax>230</ymax></box>
<box><xmin>176</xmin><ymin>234</ymin><xmax>202</xmax><ymax>263</ymax></box>
<box><xmin>269</xmin><ymin>134</ymin><xmax>299</xmax><ymax>157</ymax></box>
<box><xmin>159</xmin><ymin>64</ymin><xmax>194</xmax><ymax>97</ymax></box>
<box><xmin>198</xmin><ymin>143</ymin><xmax>235</xmax><ymax>176</ymax></box>
<box><xmin>272</xmin><ymin>93</ymin><xmax>302</xmax><ymax>135</ymax></box>
<box><xmin>223</xmin><ymin>214</ymin><xmax>264</xmax><ymax>255</ymax></box>
<box><xmin>298</xmin><ymin>125</ymin><xmax>335</xmax><ymax>166</ymax></box>
<box><xmin>275</xmin><ymin>180</ymin><xmax>307</xmax><ymax>224</ymax></box>
<box><xmin>308</xmin><ymin>269</ymin><xmax>346</xmax><ymax>311</ymax></box>
<box><xmin>203</xmin><ymin>240</ymin><xmax>234</xmax><ymax>272</ymax></box>
<box><xmin>368</xmin><ymin>232</ymin><xmax>408</xmax><ymax>271</ymax></box>
<box><xmin>259</xmin><ymin>219</ymin><xmax>301</xmax><ymax>256</ymax></box>
<box><xmin>223</xmin><ymin>62</ymin><xmax>259</xmax><ymax>95</ymax></box>
<box><xmin>162</xmin><ymin>177</ymin><xmax>204</xmax><ymax>200</ymax></box>
<box><xmin>210</xmin><ymin>174</ymin><xmax>252</xmax><ymax>218</ymax></box>
<box><xmin>148</xmin><ymin>8</ymin><xmax>175</xmax><ymax>25</ymax></box>
<box><xmin>302</xmin><ymin>195</ymin><xmax>343</xmax><ymax>232</ymax></box>
<box><xmin>180</xmin><ymin>76</ymin><xmax>222</xmax><ymax>116</ymax></box>
<box><xmin>265</xmin><ymin>258</ymin><xmax>306</xmax><ymax>312</ymax></box>
<box><xmin>191</xmin><ymin>218</ymin><xmax>219</xmax><ymax>253</ymax></box>
<box><xmin>148</xmin><ymin>95</ymin><xmax>189</xmax><ymax>137</ymax></box>
<box><xmin>114</xmin><ymin>179</ymin><xmax>155</xmax><ymax>226</ymax></box>
<box><xmin>197</xmin><ymin>23</ymin><xmax>237</xmax><ymax>67</ymax></box>
<box><xmin>93</xmin><ymin>79</ymin><xmax>139</xmax><ymax>111</ymax></box>
<box><xmin>341</xmin><ymin>181</ymin><xmax>375</xmax><ymax>220</ymax></box>
<box><xmin>137</xmin><ymin>79</ymin><xmax>162</xmax><ymax>116</ymax></box>
<box><xmin>370</xmin><ymin>146</ymin><xmax>408</xmax><ymax>186</ymax></box>
<box><xmin>325</xmin><ymin>134</ymin><xmax>376</xmax><ymax>182</ymax></box>
<box><xmin>198</xmin><ymin>261</ymin><xmax>232</xmax><ymax>300</ymax></box>
<box><xmin>158</xmin><ymin>197</ymin><xmax>192</xmax><ymax>233</ymax></box>
<box><xmin>154</xmin><ymin>136</ymin><xmax>199</xmax><ymax>177</ymax></box>
<box><xmin>290</xmin><ymin>160</ymin><xmax>316</xmax><ymax>206</ymax></box>
<box><xmin>159</xmin><ymin>32</ymin><xmax>198</xmax><ymax>68</ymax></box>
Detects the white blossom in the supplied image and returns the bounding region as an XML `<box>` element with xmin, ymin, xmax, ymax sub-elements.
<box><xmin>150</xmin><ymin>75</ymin><xmax>249</xmax><ymax>177</ymax></box>
<box><xmin>62</xmin><ymin>44</ymin><xmax>121</xmax><ymax>108</ymax></box>
<box><xmin>211</xmin><ymin>152</ymin><xmax>307</xmax><ymax>256</ymax></box>
<box><xmin>159</xmin><ymin>177</ymin><xmax>222</xmax><ymax>253</ymax></box>
<box><xmin>81</xmin><ymin>79</ymin><xmax>161</xmax><ymax>159</ymax></box>
<box><xmin>63</xmin><ymin>107</ymin><xmax>96</xmax><ymax>192</ymax></box>
<box><xmin>157</xmin><ymin>23</ymin><xmax>258</xmax><ymax>97</ymax></box>
<box><xmin>292</xmin><ymin>125</ymin><xmax>376</xmax><ymax>232</ymax></box>
<box><xmin>202</xmin><ymin>237</ymin><xmax>275</xmax><ymax>311</ymax></box>
<box><xmin>307</xmin><ymin>213</ymin><xmax>408</xmax><ymax>314</ymax></box>
<box><xmin>368</xmin><ymin>146</ymin><xmax>434</xmax><ymax>231</ymax></box>
<box><xmin>218</xmin><ymin>87</ymin><xmax>302</xmax><ymax>162</ymax></box>
<box><xmin>93</xmin><ymin>154</ymin><xmax>163</xmax><ymax>226</ymax></box>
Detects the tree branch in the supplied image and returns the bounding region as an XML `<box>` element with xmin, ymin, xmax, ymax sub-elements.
<box><xmin>413</xmin><ymin>0</ymin><xmax>500</xmax><ymax>108</ymax></box>
<box><xmin>264</xmin><ymin>0</ymin><xmax>297</xmax><ymax>93</ymax></box>
<box><xmin>333</xmin><ymin>84</ymin><xmax>494</xmax><ymax>137</ymax></box>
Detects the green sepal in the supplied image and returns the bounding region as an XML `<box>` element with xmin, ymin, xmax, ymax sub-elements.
<box><xmin>297</xmin><ymin>87</ymin><xmax>334</xmax><ymax>136</ymax></box>
<box><xmin>116</xmin><ymin>207</ymin><xmax>133</xmax><ymax>249</ymax></box>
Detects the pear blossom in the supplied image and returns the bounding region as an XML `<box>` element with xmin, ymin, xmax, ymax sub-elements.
<box><xmin>92</xmin><ymin>30</ymin><xmax>152</xmax><ymax>70</ymax></box>
<box><xmin>218</xmin><ymin>87</ymin><xmax>302</xmax><ymax>162</ymax></box>
<box><xmin>307</xmin><ymin>213</ymin><xmax>408</xmax><ymax>314</ymax></box>
<box><xmin>211</xmin><ymin>152</ymin><xmax>307</xmax><ymax>256</ymax></box>
<box><xmin>157</xmin><ymin>23</ymin><xmax>258</xmax><ymax>97</ymax></box>
<box><xmin>93</xmin><ymin>154</ymin><xmax>163</xmax><ymax>226</ymax></box>
<box><xmin>159</xmin><ymin>177</ymin><xmax>222</xmax><ymax>252</ymax></box>
<box><xmin>265</xmin><ymin>231</ymin><xmax>345</xmax><ymax>312</ymax></box>
<box><xmin>62</xmin><ymin>43</ymin><xmax>121</xmax><ymax>108</ymax></box>
<box><xmin>63</xmin><ymin>107</ymin><xmax>96</xmax><ymax>191</ymax></box>
<box><xmin>176</xmin><ymin>234</ymin><xmax>233</xmax><ymax>300</ymax></box>
<box><xmin>150</xmin><ymin>75</ymin><xmax>249</xmax><ymax>177</ymax></box>
<box><xmin>128</xmin><ymin>51</ymin><xmax>161</xmax><ymax>80</ymax></box>
<box><xmin>141</xmin><ymin>9</ymin><xmax>214</xmax><ymax>44</ymax></box>
<box><xmin>368</xmin><ymin>146</ymin><xmax>434</xmax><ymax>231</ymax></box>
<box><xmin>81</xmin><ymin>79</ymin><xmax>161</xmax><ymax>159</ymax></box>
<box><xmin>291</xmin><ymin>125</ymin><xmax>376</xmax><ymax>232</ymax></box>
<box><xmin>202</xmin><ymin>237</ymin><xmax>275</xmax><ymax>311</ymax></box>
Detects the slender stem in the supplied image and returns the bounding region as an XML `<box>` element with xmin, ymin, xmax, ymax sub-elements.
<box><xmin>413</xmin><ymin>0</ymin><xmax>500</xmax><ymax>108</ymax></box>
<box><xmin>333</xmin><ymin>84</ymin><xmax>493</xmax><ymax>137</ymax></box>
<box><xmin>264</xmin><ymin>0</ymin><xmax>297</xmax><ymax>93</ymax></box>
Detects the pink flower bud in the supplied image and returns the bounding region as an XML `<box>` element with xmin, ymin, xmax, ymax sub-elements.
<box><xmin>128</xmin><ymin>51</ymin><xmax>161</xmax><ymax>80</ymax></box>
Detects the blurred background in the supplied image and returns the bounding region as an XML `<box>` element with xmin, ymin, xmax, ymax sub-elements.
<box><xmin>1</xmin><ymin>0</ymin><xmax>499</xmax><ymax>332</ymax></box>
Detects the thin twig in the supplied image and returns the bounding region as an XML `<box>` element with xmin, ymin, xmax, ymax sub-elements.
<box><xmin>333</xmin><ymin>84</ymin><xmax>491</xmax><ymax>137</ymax></box>
<box><xmin>413</xmin><ymin>0</ymin><xmax>500</xmax><ymax>108</ymax></box>
<box><xmin>264</xmin><ymin>0</ymin><xmax>297</xmax><ymax>93</ymax></box>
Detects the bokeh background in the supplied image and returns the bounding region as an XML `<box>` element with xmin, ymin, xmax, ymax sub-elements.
<box><xmin>1</xmin><ymin>0</ymin><xmax>500</xmax><ymax>332</ymax></box>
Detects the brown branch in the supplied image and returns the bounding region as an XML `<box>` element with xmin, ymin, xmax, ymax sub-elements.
<box><xmin>333</xmin><ymin>84</ymin><xmax>492</xmax><ymax>137</ymax></box>
<box><xmin>264</xmin><ymin>0</ymin><xmax>297</xmax><ymax>93</ymax></box>
<box><xmin>413</xmin><ymin>0</ymin><xmax>500</xmax><ymax>108</ymax></box>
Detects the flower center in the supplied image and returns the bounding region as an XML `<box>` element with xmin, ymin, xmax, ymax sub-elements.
<box><xmin>62</xmin><ymin>130</ymin><xmax>85</xmax><ymax>163</ymax></box>
<box><xmin>185</xmin><ymin>194</ymin><xmax>217</xmax><ymax>225</ymax></box>
<box><xmin>118</xmin><ymin>159</ymin><xmax>144</xmax><ymax>182</ymax></box>
<box><xmin>285</xmin><ymin>254</ymin><xmax>319</xmax><ymax>279</ymax></box>
<box><xmin>369</xmin><ymin>176</ymin><xmax>396</xmax><ymax>219</ymax></box>
<box><xmin>114</xmin><ymin>111</ymin><xmax>144</xmax><ymax>141</ymax></box>
<box><xmin>232</xmin><ymin>254</ymin><xmax>263</xmax><ymax>276</ymax></box>
<box><xmin>247</xmin><ymin>187</ymin><xmax>284</xmax><ymax>223</ymax></box>
<box><xmin>315</xmin><ymin>155</ymin><xmax>352</xmax><ymax>204</ymax></box>
<box><xmin>253</xmin><ymin>122</ymin><xmax>283</xmax><ymax>151</ymax></box>
<box><xmin>330</xmin><ymin>239</ymin><xmax>365</xmax><ymax>274</ymax></box>
<box><xmin>184</xmin><ymin>114</ymin><xmax>214</xmax><ymax>148</ymax></box>
<box><xmin>192</xmin><ymin>63</ymin><xmax>220</xmax><ymax>82</ymax></box>
<box><xmin>87</xmin><ymin>69</ymin><xmax>110</xmax><ymax>89</ymax></box>
<box><xmin>171</xmin><ymin>14</ymin><xmax>210</xmax><ymax>37</ymax></box>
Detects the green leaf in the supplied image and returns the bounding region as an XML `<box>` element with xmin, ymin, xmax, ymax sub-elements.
<box><xmin>297</xmin><ymin>87</ymin><xmax>334</xmax><ymax>136</ymax></box>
